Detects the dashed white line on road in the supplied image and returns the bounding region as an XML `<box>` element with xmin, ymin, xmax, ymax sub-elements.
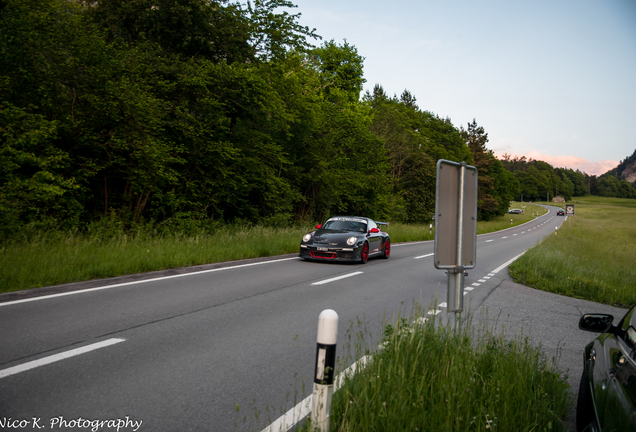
<box><xmin>0</xmin><ymin>338</ymin><xmax>125</xmax><ymax>379</ymax></box>
<box><xmin>478</xmin><ymin>279</ymin><xmax>486</xmax><ymax>282</ymax></box>
<box><xmin>465</xmin><ymin>287</ymin><xmax>474</xmax><ymax>291</ymax></box>
<box><xmin>472</xmin><ymin>283</ymin><xmax>481</xmax><ymax>287</ymax></box>
<box><xmin>501</xmin><ymin>236</ymin><xmax>508</xmax><ymax>239</ymax></box>
<box><xmin>414</xmin><ymin>253</ymin><xmax>434</xmax><ymax>259</ymax></box>
<box><xmin>513</xmin><ymin>234</ymin><xmax>517</xmax><ymax>236</ymax></box>
<box><xmin>485</xmin><ymin>240</ymin><xmax>494</xmax><ymax>243</ymax></box>
<box><xmin>483</xmin><ymin>276</ymin><xmax>491</xmax><ymax>279</ymax></box>
<box><xmin>311</xmin><ymin>272</ymin><xmax>363</xmax><ymax>285</ymax></box>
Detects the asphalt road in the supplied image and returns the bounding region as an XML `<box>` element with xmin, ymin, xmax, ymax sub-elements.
<box><xmin>1</xmin><ymin>206</ymin><xmax>612</xmax><ymax>432</ymax></box>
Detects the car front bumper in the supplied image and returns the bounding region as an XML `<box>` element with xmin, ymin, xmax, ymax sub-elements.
<box><xmin>299</xmin><ymin>244</ymin><xmax>363</xmax><ymax>261</ymax></box>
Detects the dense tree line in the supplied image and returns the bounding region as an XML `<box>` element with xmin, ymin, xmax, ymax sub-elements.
<box><xmin>0</xmin><ymin>0</ymin><xmax>521</xmax><ymax>237</ymax></box>
<box><xmin>499</xmin><ymin>153</ymin><xmax>636</xmax><ymax>201</ymax></box>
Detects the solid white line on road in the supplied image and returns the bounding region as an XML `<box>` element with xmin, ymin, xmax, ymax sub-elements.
<box><xmin>262</xmin><ymin>355</ymin><xmax>371</xmax><ymax>432</ymax></box>
<box><xmin>414</xmin><ymin>253</ymin><xmax>434</xmax><ymax>259</ymax></box>
<box><xmin>491</xmin><ymin>251</ymin><xmax>526</xmax><ymax>274</ymax></box>
<box><xmin>392</xmin><ymin>241</ymin><xmax>431</xmax><ymax>247</ymax></box>
<box><xmin>0</xmin><ymin>338</ymin><xmax>125</xmax><ymax>379</ymax></box>
<box><xmin>311</xmin><ymin>272</ymin><xmax>363</xmax><ymax>286</ymax></box>
<box><xmin>485</xmin><ymin>240</ymin><xmax>494</xmax><ymax>243</ymax></box>
<box><xmin>1</xmin><ymin>257</ymin><xmax>302</xmax><ymax>308</ymax></box>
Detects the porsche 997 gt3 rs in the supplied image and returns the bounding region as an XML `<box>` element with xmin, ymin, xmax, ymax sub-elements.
<box><xmin>299</xmin><ymin>216</ymin><xmax>390</xmax><ymax>264</ymax></box>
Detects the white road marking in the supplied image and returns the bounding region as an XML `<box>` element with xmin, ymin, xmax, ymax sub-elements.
<box><xmin>513</xmin><ymin>234</ymin><xmax>517</xmax><ymax>236</ymax></box>
<box><xmin>501</xmin><ymin>236</ymin><xmax>508</xmax><ymax>239</ymax></box>
<box><xmin>485</xmin><ymin>240</ymin><xmax>494</xmax><ymax>243</ymax></box>
<box><xmin>472</xmin><ymin>282</ymin><xmax>481</xmax><ymax>286</ymax></box>
<box><xmin>1</xmin><ymin>257</ymin><xmax>302</xmax><ymax>307</ymax></box>
<box><xmin>414</xmin><ymin>253</ymin><xmax>434</xmax><ymax>259</ymax></box>
<box><xmin>478</xmin><ymin>279</ymin><xmax>486</xmax><ymax>282</ymax></box>
<box><xmin>428</xmin><ymin>310</ymin><xmax>441</xmax><ymax>316</ymax></box>
<box><xmin>438</xmin><ymin>302</ymin><xmax>447</xmax><ymax>308</ymax></box>
<box><xmin>311</xmin><ymin>272</ymin><xmax>363</xmax><ymax>286</ymax></box>
<box><xmin>465</xmin><ymin>287</ymin><xmax>474</xmax><ymax>291</ymax></box>
<box><xmin>464</xmin><ymin>292</ymin><xmax>468</xmax><ymax>295</ymax></box>
<box><xmin>491</xmin><ymin>251</ymin><xmax>526</xmax><ymax>274</ymax></box>
<box><xmin>263</xmin><ymin>355</ymin><xmax>371</xmax><ymax>432</ymax></box>
<box><xmin>521</xmin><ymin>231</ymin><xmax>525</xmax><ymax>233</ymax></box>
<box><xmin>483</xmin><ymin>276</ymin><xmax>491</xmax><ymax>280</ymax></box>
<box><xmin>0</xmin><ymin>338</ymin><xmax>125</xmax><ymax>379</ymax></box>
<box><xmin>488</xmin><ymin>273</ymin><xmax>495</xmax><ymax>276</ymax></box>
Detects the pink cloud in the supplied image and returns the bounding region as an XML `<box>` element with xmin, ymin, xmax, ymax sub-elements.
<box><xmin>495</xmin><ymin>151</ymin><xmax>618</xmax><ymax>176</ymax></box>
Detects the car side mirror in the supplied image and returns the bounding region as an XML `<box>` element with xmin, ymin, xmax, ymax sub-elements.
<box><xmin>369</xmin><ymin>228</ymin><xmax>380</xmax><ymax>233</ymax></box>
<box><xmin>315</xmin><ymin>224</ymin><xmax>322</xmax><ymax>229</ymax></box>
<box><xmin>579</xmin><ymin>314</ymin><xmax>614</xmax><ymax>333</ymax></box>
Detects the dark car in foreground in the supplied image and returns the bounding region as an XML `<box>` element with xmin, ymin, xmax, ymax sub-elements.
<box><xmin>577</xmin><ymin>305</ymin><xmax>636</xmax><ymax>432</ymax></box>
<box><xmin>557</xmin><ymin>209</ymin><xmax>565</xmax><ymax>216</ymax></box>
<box><xmin>299</xmin><ymin>216</ymin><xmax>390</xmax><ymax>264</ymax></box>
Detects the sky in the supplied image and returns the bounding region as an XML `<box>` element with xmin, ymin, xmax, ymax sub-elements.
<box><xmin>288</xmin><ymin>0</ymin><xmax>636</xmax><ymax>175</ymax></box>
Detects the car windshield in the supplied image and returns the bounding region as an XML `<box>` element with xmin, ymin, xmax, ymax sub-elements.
<box><xmin>321</xmin><ymin>219</ymin><xmax>367</xmax><ymax>232</ymax></box>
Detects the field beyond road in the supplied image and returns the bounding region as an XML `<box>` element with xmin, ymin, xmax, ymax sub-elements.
<box><xmin>510</xmin><ymin>196</ymin><xmax>636</xmax><ymax>307</ymax></box>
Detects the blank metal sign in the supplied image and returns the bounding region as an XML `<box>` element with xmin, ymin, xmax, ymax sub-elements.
<box><xmin>434</xmin><ymin>160</ymin><xmax>478</xmax><ymax>269</ymax></box>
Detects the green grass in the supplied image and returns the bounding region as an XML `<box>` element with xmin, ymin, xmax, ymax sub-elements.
<box><xmin>476</xmin><ymin>202</ymin><xmax>547</xmax><ymax>234</ymax></box>
<box><xmin>303</xmin><ymin>309</ymin><xmax>570</xmax><ymax>432</ymax></box>
<box><xmin>509</xmin><ymin>196</ymin><xmax>636</xmax><ymax>307</ymax></box>
<box><xmin>0</xmin><ymin>207</ymin><xmax>550</xmax><ymax>293</ymax></box>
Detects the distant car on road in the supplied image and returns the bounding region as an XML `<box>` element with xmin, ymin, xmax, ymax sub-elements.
<box><xmin>576</xmin><ymin>305</ymin><xmax>636</xmax><ymax>432</ymax></box>
<box><xmin>557</xmin><ymin>210</ymin><xmax>565</xmax><ymax>216</ymax></box>
<box><xmin>508</xmin><ymin>209</ymin><xmax>524</xmax><ymax>214</ymax></box>
<box><xmin>299</xmin><ymin>216</ymin><xmax>390</xmax><ymax>264</ymax></box>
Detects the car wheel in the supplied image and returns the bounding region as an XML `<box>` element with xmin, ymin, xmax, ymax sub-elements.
<box><xmin>382</xmin><ymin>239</ymin><xmax>390</xmax><ymax>259</ymax></box>
<box><xmin>360</xmin><ymin>242</ymin><xmax>369</xmax><ymax>264</ymax></box>
<box><xmin>576</xmin><ymin>369</ymin><xmax>595</xmax><ymax>432</ymax></box>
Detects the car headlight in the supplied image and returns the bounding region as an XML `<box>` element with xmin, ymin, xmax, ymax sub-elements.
<box><xmin>347</xmin><ymin>236</ymin><xmax>357</xmax><ymax>246</ymax></box>
<box><xmin>303</xmin><ymin>233</ymin><xmax>312</xmax><ymax>242</ymax></box>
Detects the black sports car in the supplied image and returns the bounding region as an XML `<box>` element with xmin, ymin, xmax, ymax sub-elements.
<box><xmin>577</xmin><ymin>305</ymin><xmax>636</xmax><ymax>432</ymax></box>
<box><xmin>299</xmin><ymin>216</ymin><xmax>390</xmax><ymax>264</ymax></box>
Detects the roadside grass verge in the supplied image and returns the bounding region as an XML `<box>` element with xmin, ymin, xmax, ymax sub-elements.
<box><xmin>476</xmin><ymin>202</ymin><xmax>547</xmax><ymax>234</ymax></box>
<box><xmin>509</xmin><ymin>196</ymin><xmax>636</xmax><ymax>307</ymax></box>
<box><xmin>302</xmin><ymin>309</ymin><xmax>570</xmax><ymax>432</ymax></box>
<box><xmin>0</xmin><ymin>207</ymin><xmax>549</xmax><ymax>293</ymax></box>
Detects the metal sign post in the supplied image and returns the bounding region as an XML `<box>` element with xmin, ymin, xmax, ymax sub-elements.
<box><xmin>434</xmin><ymin>160</ymin><xmax>478</xmax><ymax>329</ymax></box>
<box><xmin>566</xmin><ymin>204</ymin><xmax>574</xmax><ymax>228</ymax></box>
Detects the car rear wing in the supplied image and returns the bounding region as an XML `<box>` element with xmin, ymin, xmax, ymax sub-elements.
<box><xmin>376</xmin><ymin>221</ymin><xmax>389</xmax><ymax>227</ymax></box>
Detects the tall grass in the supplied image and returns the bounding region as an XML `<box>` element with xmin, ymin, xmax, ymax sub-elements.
<box><xmin>509</xmin><ymin>196</ymin><xmax>636</xmax><ymax>307</ymax></box>
<box><xmin>303</xmin><ymin>308</ymin><xmax>570</xmax><ymax>431</ymax></box>
<box><xmin>0</xmin><ymin>225</ymin><xmax>312</xmax><ymax>293</ymax></box>
<box><xmin>0</xmin><ymin>206</ymin><xmax>550</xmax><ymax>293</ymax></box>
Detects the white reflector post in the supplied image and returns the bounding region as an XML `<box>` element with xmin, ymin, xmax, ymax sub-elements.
<box><xmin>312</xmin><ymin>309</ymin><xmax>338</xmax><ymax>432</ymax></box>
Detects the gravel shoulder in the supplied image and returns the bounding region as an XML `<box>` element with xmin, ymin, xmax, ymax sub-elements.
<box><xmin>474</xmin><ymin>278</ymin><xmax>628</xmax><ymax>431</ymax></box>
